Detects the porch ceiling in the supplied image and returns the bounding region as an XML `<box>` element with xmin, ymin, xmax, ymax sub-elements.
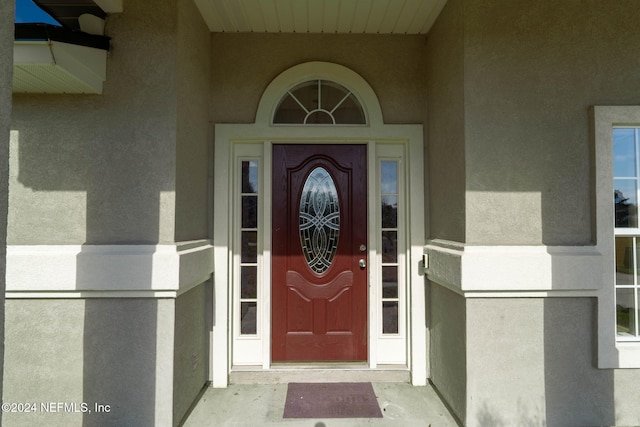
<box><xmin>193</xmin><ymin>0</ymin><xmax>447</xmax><ymax>34</ymax></box>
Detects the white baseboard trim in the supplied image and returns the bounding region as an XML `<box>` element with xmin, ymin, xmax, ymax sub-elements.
<box><xmin>6</xmin><ymin>240</ymin><xmax>214</xmax><ymax>298</ymax></box>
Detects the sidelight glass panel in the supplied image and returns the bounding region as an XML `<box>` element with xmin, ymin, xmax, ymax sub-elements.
<box><xmin>299</xmin><ymin>167</ymin><xmax>340</xmax><ymax>274</ymax></box>
<box><xmin>380</xmin><ymin>160</ymin><xmax>400</xmax><ymax>335</ymax></box>
<box><xmin>381</xmin><ymin>162</ymin><xmax>398</xmax><ymax>194</ymax></box>
<box><xmin>241</xmin><ymin>231</ymin><xmax>257</xmax><ymax>263</ymax></box>
<box><xmin>241</xmin><ymin>266</ymin><xmax>257</xmax><ymax>299</ymax></box>
<box><xmin>240</xmin><ymin>302</ymin><xmax>257</xmax><ymax>335</ymax></box>
<box><xmin>238</xmin><ymin>158</ymin><xmax>260</xmax><ymax>338</ymax></box>
<box><xmin>242</xmin><ymin>196</ymin><xmax>258</xmax><ymax>228</ymax></box>
<box><xmin>382</xmin><ymin>195</ymin><xmax>398</xmax><ymax>228</ymax></box>
<box><xmin>382</xmin><ymin>302</ymin><xmax>399</xmax><ymax>334</ymax></box>
<box><xmin>382</xmin><ymin>231</ymin><xmax>397</xmax><ymax>263</ymax></box>
<box><xmin>241</xmin><ymin>161</ymin><xmax>258</xmax><ymax>193</ymax></box>
<box><xmin>382</xmin><ymin>266</ymin><xmax>398</xmax><ymax>298</ymax></box>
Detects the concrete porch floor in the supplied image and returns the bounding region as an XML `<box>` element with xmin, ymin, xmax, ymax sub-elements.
<box><xmin>182</xmin><ymin>382</ymin><xmax>459</xmax><ymax>426</ymax></box>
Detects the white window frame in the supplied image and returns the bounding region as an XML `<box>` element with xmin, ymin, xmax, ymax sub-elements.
<box><xmin>231</xmin><ymin>145</ymin><xmax>264</xmax><ymax>365</ymax></box>
<box><xmin>375</xmin><ymin>146</ymin><xmax>408</xmax><ymax>364</ymax></box>
<box><xmin>593</xmin><ymin>106</ymin><xmax>640</xmax><ymax>368</ymax></box>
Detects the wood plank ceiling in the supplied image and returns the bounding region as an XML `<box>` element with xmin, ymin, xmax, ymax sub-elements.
<box><xmin>194</xmin><ymin>0</ymin><xmax>447</xmax><ymax>34</ymax></box>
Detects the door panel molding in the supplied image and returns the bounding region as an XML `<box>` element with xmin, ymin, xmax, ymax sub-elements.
<box><xmin>272</xmin><ymin>144</ymin><xmax>367</xmax><ymax>362</ymax></box>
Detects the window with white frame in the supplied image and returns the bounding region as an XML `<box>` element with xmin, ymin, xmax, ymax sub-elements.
<box><xmin>381</xmin><ymin>161</ymin><xmax>400</xmax><ymax>334</ymax></box>
<box><xmin>239</xmin><ymin>160</ymin><xmax>259</xmax><ymax>336</ymax></box>
<box><xmin>614</xmin><ymin>127</ymin><xmax>640</xmax><ymax>340</ymax></box>
<box><xmin>273</xmin><ymin>80</ymin><xmax>366</xmax><ymax>125</ymax></box>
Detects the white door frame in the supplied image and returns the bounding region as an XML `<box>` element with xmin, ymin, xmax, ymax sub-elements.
<box><xmin>212</xmin><ymin>62</ymin><xmax>426</xmax><ymax>387</ymax></box>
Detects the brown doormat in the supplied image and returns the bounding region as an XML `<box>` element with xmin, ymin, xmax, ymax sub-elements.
<box><xmin>283</xmin><ymin>382</ymin><xmax>383</xmax><ymax>419</ymax></box>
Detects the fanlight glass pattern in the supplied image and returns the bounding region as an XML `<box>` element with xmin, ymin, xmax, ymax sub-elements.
<box><xmin>274</xmin><ymin>80</ymin><xmax>366</xmax><ymax>125</ymax></box>
<box><xmin>299</xmin><ymin>167</ymin><xmax>340</xmax><ymax>274</ymax></box>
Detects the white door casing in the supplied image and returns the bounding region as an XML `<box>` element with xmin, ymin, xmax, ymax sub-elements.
<box><xmin>212</xmin><ymin>62</ymin><xmax>426</xmax><ymax>386</ymax></box>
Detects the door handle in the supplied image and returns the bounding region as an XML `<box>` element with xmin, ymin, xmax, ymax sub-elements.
<box><xmin>359</xmin><ymin>259</ymin><xmax>367</xmax><ymax>269</ymax></box>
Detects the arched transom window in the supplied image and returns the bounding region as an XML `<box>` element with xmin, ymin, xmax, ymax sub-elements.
<box><xmin>273</xmin><ymin>80</ymin><xmax>366</xmax><ymax>125</ymax></box>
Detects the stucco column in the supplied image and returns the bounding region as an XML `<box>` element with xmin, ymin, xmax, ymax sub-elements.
<box><xmin>0</xmin><ymin>0</ymin><xmax>15</xmax><ymax>412</ymax></box>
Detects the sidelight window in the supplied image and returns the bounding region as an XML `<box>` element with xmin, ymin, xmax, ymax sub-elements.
<box><xmin>239</xmin><ymin>160</ymin><xmax>259</xmax><ymax>335</ymax></box>
<box><xmin>381</xmin><ymin>161</ymin><xmax>400</xmax><ymax>335</ymax></box>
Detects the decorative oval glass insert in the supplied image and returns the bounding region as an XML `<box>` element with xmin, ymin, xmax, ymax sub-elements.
<box><xmin>299</xmin><ymin>167</ymin><xmax>340</xmax><ymax>274</ymax></box>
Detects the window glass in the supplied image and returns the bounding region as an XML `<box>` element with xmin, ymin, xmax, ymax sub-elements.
<box><xmin>615</xmin><ymin>237</ymin><xmax>634</xmax><ymax>286</ymax></box>
<box><xmin>614</xmin><ymin>128</ymin><xmax>636</xmax><ymax>177</ymax></box>
<box><xmin>614</xmin><ymin>128</ymin><xmax>640</xmax><ymax>341</ymax></box>
<box><xmin>273</xmin><ymin>80</ymin><xmax>365</xmax><ymax>125</ymax></box>
<box><xmin>615</xmin><ymin>181</ymin><xmax>638</xmax><ymax>228</ymax></box>
<box><xmin>241</xmin><ymin>302</ymin><xmax>257</xmax><ymax>335</ymax></box>
<box><xmin>242</xmin><ymin>160</ymin><xmax>258</xmax><ymax>193</ymax></box>
<box><xmin>239</xmin><ymin>160</ymin><xmax>259</xmax><ymax>335</ymax></box>
<box><xmin>381</xmin><ymin>161</ymin><xmax>400</xmax><ymax>335</ymax></box>
<box><xmin>299</xmin><ymin>167</ymin><xmax>340</xmax><ymax>274</ymax></box>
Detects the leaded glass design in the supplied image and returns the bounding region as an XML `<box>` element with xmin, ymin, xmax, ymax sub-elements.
<box><xmin>274</xmin><ymin>80</ymin><xmax>366</xmax><ymax>125</ymax></box>
<box><xmin>299</xmin><ymin>167</ymin><xmax>340</xmax><ymax>274</ymax></box>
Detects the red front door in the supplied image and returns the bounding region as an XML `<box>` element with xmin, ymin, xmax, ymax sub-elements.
<box><xmin>272</xmin><ymin>144</ymin><xmax>367</xmax><ymax>362</ymax></box>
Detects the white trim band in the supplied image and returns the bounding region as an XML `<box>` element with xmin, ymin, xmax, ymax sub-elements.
<box><xmin>425</xmin><ymin>239</ymin><xmax>605</xmax><ymax>295</ymax></box>
<box><xmin>6</xmin><ymin>240</ymin><xmax>214</xmax><ymax>298</ymax></box>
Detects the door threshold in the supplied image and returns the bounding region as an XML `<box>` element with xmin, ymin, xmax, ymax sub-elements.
<box><xmin>270</xmin><ymin>362</ymin><xmax>369</xmax><ymax>369</ymax></box>
<box><xmin>229</xmin><ymin>366</ymin><xmax>410</xmax><ymax>384</ymax></box>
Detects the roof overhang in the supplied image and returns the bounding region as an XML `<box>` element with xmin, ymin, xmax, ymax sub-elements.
<box><xmin>13</xmin><ymin>40</ymin><xmax>107</xmax><ymax>94</ymax></box>
<box><xmin>12</xmin><ymin>0</ymin><xmax>448</xmax><ymax>94</ymax></box>
<box><xmin>193</xmin><ymin>0</ymin><xmax>447</xmax><ymax>34</ymax></box>
<box><xmin>13</xmin><ymin>23</ymin><xmax>110</xmax><ymax>94</ymax></box>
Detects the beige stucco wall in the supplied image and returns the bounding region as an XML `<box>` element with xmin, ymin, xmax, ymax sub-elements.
<box><xmin>429</xmin><ymin>284</ymin><xmax>466</xmax><ymax>423</ymax></box>
<box><xmin>424</xmin><ymin>0</ymin><xmax>466</xmax><ymax>243</ymax></box>
<box><xmin>209</xmin><ymin>33</ymin><xmax>426</xmax><ymax>126</ymax></box>
<box><xmin>9</xmin><ymin>0</ymin><xmax>179</xmax><ymax>245</ymax></box>
<box><xmin>173</xmin><ymin>282</ymin><xmax>210</xmax><ymax>425</ymax></box>
<box><xmin>426</xmin><ymin>1</ymin><xmax>640</xmax><ymax>425</ymax></box>
<box><xmin>5</xmin><ymin>1</ymin><xmax>212</xmax><ymax>426</ymax></box>
<box><xmin>463</xmin><ymin>0</ymin><xmax>640</xmax><ymax>245</ymax></box>
<box><xmin>426</xmin><ymin>0</ymin><xmax>640</xmax><ymax>246</ymax></box>
<box><xmin>175</xmin><ymin>0</ymin><xmax>211</xmax><ymax>242</ymax></box>
<box><xmin>0</xmin><ymin>0</ymin><xmax>14</xmax><ymax>413</ymax></box>
<box><xmin>464</xmin><ymin>298</ymin><xmax>636</xmax><ymax>426</ymax></box>
<box><xmin>2</xmin><ymin>298</ymin><xmax>175</xmax><ymax>427</ymax></box>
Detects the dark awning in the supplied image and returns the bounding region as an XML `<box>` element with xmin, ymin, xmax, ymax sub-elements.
<box><xmin>32</xmin><ymin>0</ymin><xmax>106</xmax><ymax>31</ymax></box>
<box><xmin>15</xmin><ymin>23</ymin><xmax>110</xmax><ymax>51</ymax></box>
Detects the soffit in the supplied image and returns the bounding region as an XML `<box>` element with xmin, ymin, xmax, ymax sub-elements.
<box><xmin>193</xmin><ymin>0</ymin><xmax>447</xmax><ymax>34</ymax></box>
